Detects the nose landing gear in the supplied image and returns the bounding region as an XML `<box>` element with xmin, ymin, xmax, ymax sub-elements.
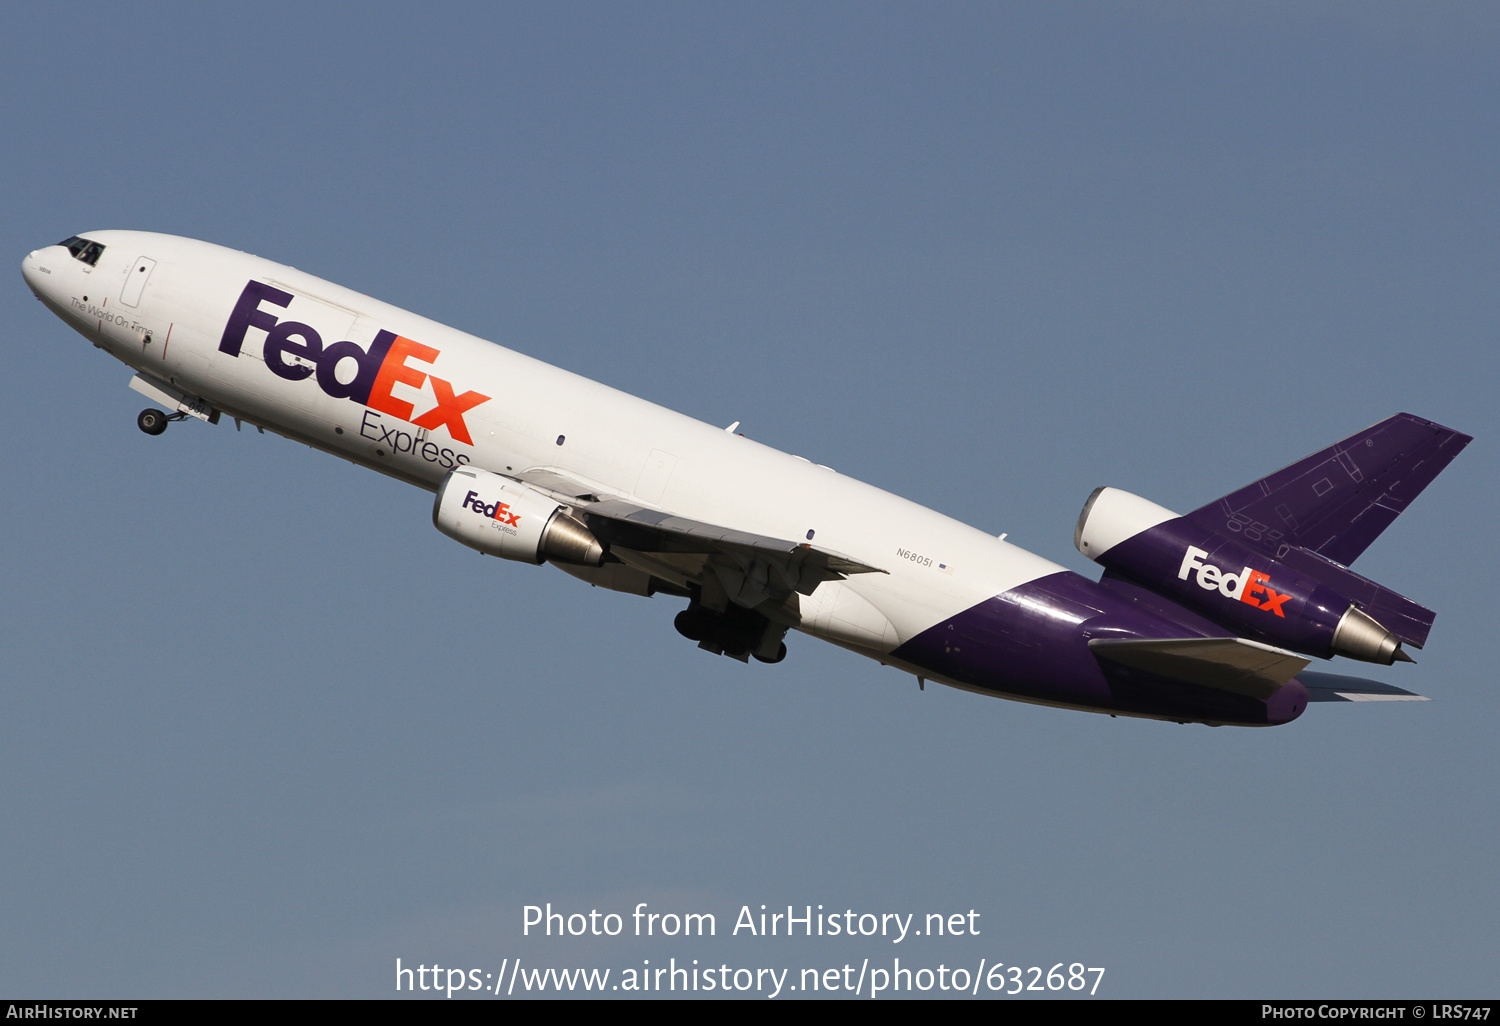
<box><xmin>137</xmin><ymin>408</ymin><xmax>189</xmax><ymax>435</ymax></box>
<box><xmin>137</xmin><ymin>408</ymin><xmax>169</xmax><ymax>435</ymax></box>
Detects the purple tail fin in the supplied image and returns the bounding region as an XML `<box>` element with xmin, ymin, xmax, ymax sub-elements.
<box><xmin>1186</xmin><ymin>413</ymin><xmax>1471</xmax><ymax>568</ymax></box>
<box><xmin>1178</xmin><ymin>413</ymin><xmax>1470</xmax><ymax>649</ymax></box>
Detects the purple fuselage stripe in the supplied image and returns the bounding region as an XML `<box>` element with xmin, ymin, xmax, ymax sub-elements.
<box><xmin>892</xmin><ymin>571</ymin><xmax>1305</xmax><ymax>725</ymax></box>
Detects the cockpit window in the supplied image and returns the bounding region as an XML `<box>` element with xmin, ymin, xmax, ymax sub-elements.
<box><xmin>58</xmin><ymin>236</ymin><xmax>105</xmax><ymax>267</ymax></box>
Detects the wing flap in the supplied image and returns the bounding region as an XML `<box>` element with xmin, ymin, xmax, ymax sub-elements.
<box><xmin>583</xmin><ymin>499</ymin><xmax>881</xmax><ymax>573</ymax></box>
<box><xmin>511</xmin><ymin>466</ymin><xmax>886</xmax><ymax>605</ymax></box>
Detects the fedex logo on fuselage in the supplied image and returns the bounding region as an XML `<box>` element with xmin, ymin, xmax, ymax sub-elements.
<box><xmin>461</xmin><ymin>489</ymin><xmax>521</xmax><ymax>527</ymax></box>
<box><xmin>1177</xmin><ymin>546</ymin><xmax>1289</xmax><ymax>617</ymax></box>
<box><xmin>218</xmin><ymin>281</ymin><xmax>490</xmax><ymax>445</ymax></box>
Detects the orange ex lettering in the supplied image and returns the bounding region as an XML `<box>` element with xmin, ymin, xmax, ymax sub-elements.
<box><xmin>1241</xmin><ymin>569</ymin><xmax>1271</xmax><ymax>607</ymax></box>
<box><xmin>367</xmin><ymin>335</ymin><xmax>437</xmax><ymax>421</ymax></box>
<box><xmin>366</xmin><ymin>335</ymin><xmax>491</xmax><ymax>444</ymax></box>
<box><xmin>1259</xmin><ymin>588</ymin><xmax>1290</xmax><ymax>617</ymax></box>
<box><xmin>1240</xmin><ymin>569</ymin><xmax>1288</xmax><ymax>617</ymax></box>
<box><xmin>413</xmin><ymin>375</ymin><xmax>490</xmax><ymax>446</ymax></box>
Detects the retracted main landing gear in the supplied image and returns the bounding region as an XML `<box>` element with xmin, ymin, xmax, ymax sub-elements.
<box><xmin>136</xmin><ymin>408</ymin><xmax>191</xmax><ymax>435</ymax></box>
<box><xmin>674</xmin><ymin>598</ymin><xmax>788</xmax><ymax>664</ymax></box>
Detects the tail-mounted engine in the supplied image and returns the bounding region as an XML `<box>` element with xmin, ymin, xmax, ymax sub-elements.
<box><xmin>433</xmin><ymin>467</ymin><xmax>606</xmax><ymax>567</ymax></box>
<box><xmin>1075</xmin><ymin>487</ymin><xmax>1420</xmax><ymax>665</ymax></box>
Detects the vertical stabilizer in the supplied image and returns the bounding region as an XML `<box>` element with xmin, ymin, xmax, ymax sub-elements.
<box><xmin>1186</xmin><ymin>413</ymin><xmax>1471</xmax><ymax>567</ymax></box>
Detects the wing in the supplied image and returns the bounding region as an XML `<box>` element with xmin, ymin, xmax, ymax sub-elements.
<box><xmin>513</xmin><ymin>467</ymin><xmax>886</xmax><ymax>611</ymax></box>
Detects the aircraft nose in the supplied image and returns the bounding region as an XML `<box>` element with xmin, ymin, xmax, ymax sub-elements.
<box><xmin>21</xmin><ymin>247</ymin><xmax>60</xmax><ymax>301</ymax></box>
<box><xmin>21</xmin><ymin>250</ymin><xmax>41</xmax><ymax>291</ymax></box>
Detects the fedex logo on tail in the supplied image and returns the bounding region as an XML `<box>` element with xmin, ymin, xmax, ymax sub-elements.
<box><xmin>1178</xmin><ymin>546</ymin><xmax>1289</xmax><ymax>617</ymax></box>
<box><xmin>218</xmin><ymin>281</ymin><xmax>490</xmax><ymax>444</ymax></box>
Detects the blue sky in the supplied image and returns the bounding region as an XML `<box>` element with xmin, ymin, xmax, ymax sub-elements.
<box><xmin>2</xmin><ymin>3</ymin><xmax>1495</xmax><ymax>998</ymax></box>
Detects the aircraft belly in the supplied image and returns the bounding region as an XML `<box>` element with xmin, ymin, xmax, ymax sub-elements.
<box><xmin>892</xmin><ymin>571</ymin><xmax>1299</xmax><ymax>725</ymax></box>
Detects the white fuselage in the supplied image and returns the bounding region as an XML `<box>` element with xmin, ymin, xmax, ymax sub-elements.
<box><xmin>22</xmin><ymin>231</ymin><xmax>1066</xmax><ymax>667</ymax></box>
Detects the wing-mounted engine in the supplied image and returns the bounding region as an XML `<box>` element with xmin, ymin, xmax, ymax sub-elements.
<box><xmin>1075</xmin><ymin>486</ymin><xmax>1418</xmax><ymax>664</ymax></box>
<box><xmin>433</xmin><ymin>467</ymin><xmax>606</xmax><ymax>566</ymax></box>
<box><xmin>434</xmin><ymin>464</ymin><xmax>890</xmax><ymax>665</ymax></box>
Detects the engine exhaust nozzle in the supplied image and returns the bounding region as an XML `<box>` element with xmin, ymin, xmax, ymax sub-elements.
<box><xmin>1332</xmin><ymin>605</ymin><xmax>1411</xmax><ymax>665</ymax></box>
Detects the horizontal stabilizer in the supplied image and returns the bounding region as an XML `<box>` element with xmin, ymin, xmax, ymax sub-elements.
<box><xmin>1187</xmin><ymin>413</ymin><xmax>1471</xmax><ymax>567</ymax></box>
<box><xmin>1090</xmin><ymin>636</ymin><xmax>1309</xmax><ymax>700</ymax></box>
<box><xmin>1298</xmin><ymin>671</ymin><xmax>1429</xmax><ymax>703</ymax></box>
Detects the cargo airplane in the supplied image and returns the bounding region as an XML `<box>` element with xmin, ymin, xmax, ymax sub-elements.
<box><xmin>21</xmin><ymin>231</ymin><xmax>1471</xmax><ymax>726</ymax></box>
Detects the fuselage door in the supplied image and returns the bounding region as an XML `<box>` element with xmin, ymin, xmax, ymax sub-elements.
<box><xmin>120</xmin><ymin>256</ymin><xmax>156</xmax><ymax>308</ymax></box>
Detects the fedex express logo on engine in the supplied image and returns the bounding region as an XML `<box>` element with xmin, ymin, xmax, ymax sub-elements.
<box><xmin>218</xmin><ymin>281</ymin><xmax>490</xmax><ymax>445</ymax></box>
<box><xmin>462</xmin><ymin>490</ymin><xmax>521</xmax><ymax>527</ymax></box>
<box><xmin>1178</xmin><ymin>546</ymin><xmax>1289</xmax><ymax>617</ymax></box>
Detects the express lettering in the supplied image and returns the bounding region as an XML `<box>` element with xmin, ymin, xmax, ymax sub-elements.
<box><xmin>461</xmin><ymin>489</ymin><xmax>521</xmax><ymax>526</ymax></box>
<box><xmin>358</xmin><ymin>410</ymin><xmax>468</xmax><ymax>469</ymax></box>
<box><xmin>219</xmin><ymin>281</ymin><xmax>490</xmax><ymax>445</ymax></box>
<box><xmin>1177</xmin><ymin>545</ymin><xmax>1290</xmax><ymax>617</ymax></box>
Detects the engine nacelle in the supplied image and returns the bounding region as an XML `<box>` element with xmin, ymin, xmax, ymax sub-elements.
<box><xmin>1075</xmin><ymin>487</ymin><xmax>1410</xmax><ymax>665</ymax></box>
<box><xmin>433</xmin><ymin>467</ymin><xmax>605</xmax><ymax>567</ymax></box>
